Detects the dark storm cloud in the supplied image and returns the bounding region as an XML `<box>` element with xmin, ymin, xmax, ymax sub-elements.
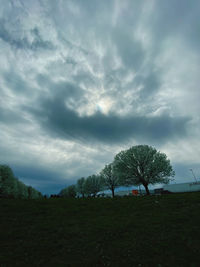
<box><xmin>36</xmin><ymin>74</ymin><xmax>84</xmax><ymax>101</ymax></box>
<box><xmin>0</xmin><ymin>19</ymin><xmax>54</xmax><ymax>50</ymax></box>
<box><xmin>26</xmin><ymin>92</ymin><xmax>190</xmax><ymax>145</ymax></box>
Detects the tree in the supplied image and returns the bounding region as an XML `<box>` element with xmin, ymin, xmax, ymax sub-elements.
<box><xmin>0</xmin><ymin>165</ymin><xmax>17</xmax><ymax>198</ymax></box>
<box><xmin>59</xmin><ymin>185</ymin><xmax>77</xmax><ymax>198</ymax></box>
<box><xmin>114</xmin><ymin>145</ymin><xmax>175</xmax><ymax>195</ymax></box>
<box><xmin>28</xmin><ymin>186</ymin><xmax>42</xmax><ymax>199</ymax></box>
<box><xmin>76</xmin><ymin>177</ymin><xmax>86</xmax><ymax>198</ymax></box>
<box><xmin>17</xmin><ymin>180</ymin><xmax>28</xmax><ymax>199</ymax></box>
<box><xmin>100</xmin><ymin>163</ymin><xmax>120</xmax><ymax>198</ymax></box>
<box><xmin>0</xmin><ymin>164</ymin><xmax>42</xmax><ymax>199</ymax></box>
<box><xmin>84</xmin><ymin>175</ymin><xmax>103</xmax><ymax>197</ymax></box>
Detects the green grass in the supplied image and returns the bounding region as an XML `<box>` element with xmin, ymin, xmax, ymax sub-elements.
<box><xmin>1</xmin><ymin>192</ymin><xmax>200</xmax><ymax>266</ymax></box>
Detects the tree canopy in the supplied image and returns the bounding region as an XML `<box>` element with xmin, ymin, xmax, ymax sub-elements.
<box><xmin>0</xmin><ymin>164</ymin><xmax>42</xmax><ymax>199</ymax></box>
<box><xmin>84</xmin><ymin>174</ymin><xmax>103</xmax><ymax>197</ymax></box>
<box><xmin>100</xmin><ymin>163</ymin><xmax>120</xmax><ymax>197</ymax></box>
<box><xmin>76</xmin><ymin>177</ymin><xmax>86</xmax><ymax>198</ymax></box>
<box><xmin>59</xmin><ymin>185</ymin><xmax>77</xmax><ymax>198</ymax></box>
<box><xmin>114</xmin><ymin>145</ymin><xmax>175</xmax><ymax>195</ymax></box>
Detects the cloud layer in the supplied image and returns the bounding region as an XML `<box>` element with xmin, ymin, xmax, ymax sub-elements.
<box><xmin>0</xmin><ymin>0</ymin><xmax>200</xmax><ymax>193</ymax></box>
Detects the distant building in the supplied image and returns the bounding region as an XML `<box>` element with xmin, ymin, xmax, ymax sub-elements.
<box><xmin>101</xmin><ymin>188</ymin><xmax>155</xmax><ymax>197</ymax></box>
<box><xmin>163</xmin><ymin>182</ymin><xmax>200</xmax><ymax>193</ymax></box>
<box><xmin>116</xmin><ymin>190</ymin><xmax>132</xmax><ymax>196</ymax></box>
<box><xmin>102</xmin><ymin>190</ymin><xmax>132</xmax><ymax>197</ymax></box>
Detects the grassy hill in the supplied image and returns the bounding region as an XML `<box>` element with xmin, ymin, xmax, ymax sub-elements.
<box><xmin>1</xmin><ymin>192</ymin><xmax>200</xmax><ymax>266</ymax></box>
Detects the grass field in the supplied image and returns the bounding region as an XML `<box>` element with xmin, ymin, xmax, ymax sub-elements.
<box><xmin>1</xmin><ymin>192</ymin><xmax>200</xmax><ymax>266</ymax></box>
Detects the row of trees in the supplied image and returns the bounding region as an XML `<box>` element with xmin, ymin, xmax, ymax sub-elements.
<box><xmin>0</xmin><ymin>165</ymin><xmax>42</xmax><ymax>199</ymax></box>
<box><xmin>59</xmin><ymin>175</ymin><xmax>103</xmax><ymax>198</ymax></box>
<box><xmin>59</xmin><ymin>145</ymin><xmax>175</xmax><ymax>198</ymax></box>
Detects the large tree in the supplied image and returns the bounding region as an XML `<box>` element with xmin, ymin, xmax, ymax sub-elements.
<box><xmin>114</xmin><ymin>145</ymin><xmax>175</xmax><ymax>195</ymax></box>
<box><xmin>100</xmin><ymin>163</ymin><xmax>120</xmax><ymax>198</ymax></box>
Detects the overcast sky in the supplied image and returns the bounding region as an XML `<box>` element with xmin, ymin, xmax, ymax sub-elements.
<box><xmin>0</xmin><ymin>0</ymin><xmax>200</xmax><ymax>194</ymax></box>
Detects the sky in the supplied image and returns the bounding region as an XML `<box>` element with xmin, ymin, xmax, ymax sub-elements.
<box><xmin>0</xmin><ymin>0</ymin><xmax>200</xmax><ymax>194</ymax></box>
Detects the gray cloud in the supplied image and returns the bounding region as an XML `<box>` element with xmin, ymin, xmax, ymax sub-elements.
<box><xmin>112</xmin><ymin>27</ymin><xmax>145</xmax><ymax>71</ymax></box>
<box><xmin>173</xmin><ymin>163</ymin><xmax>200</xmax><ymax>184</ymax></box>
<box><xmin>0</xmin><ymin>19</ymin><xmax>54</xmax><ymax>50</ymax></box>
<box><xmin>3</xmin><ymin>69</ymin><xmax>33</xmax><ymax>95</ymax></box>
<box><xmin>0</xmin><ymin>106</ymin><xmax>27</xmax><ymax>125</ymax></box>
<box><xmin>133</xmin><ymin>71</ymin><xmax>161</xmax><ymax>101</ymax></box>
<box><xmin>147</xmin><ymin>0</ymin><xmax>200</xmax><ymax>54</ymax></box>
<box><xmin>26</xmin><ymin>91</ymin><xmax>190</xmax><ymax>145</ymax></box>
<box><xmin>12</xmin><ymin>164</ymin><xmax>75</xmax><ymax>194</ymax></box>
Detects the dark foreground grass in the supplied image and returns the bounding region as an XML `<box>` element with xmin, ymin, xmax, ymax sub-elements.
<box><xmin>0</xmin><ymin>192</ymin><xmax>200</xmax><ymax>266</ymax></box>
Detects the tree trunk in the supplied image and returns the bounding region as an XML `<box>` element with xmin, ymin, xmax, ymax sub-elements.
<box><xmin>143</xmin><ymin>184</ymin><xmax>150</xmax><ymax>195</ymax></box>
<box><xmin>111</xmin><ymin>186</ymin><xmax>115</xmax><ymax>198</ymax></box>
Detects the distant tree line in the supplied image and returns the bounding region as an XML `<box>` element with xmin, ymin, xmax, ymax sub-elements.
<box><xmin>59</xmin><ymin>145</ymin><xmax>175</xmax><ymax>198</ymax></box>
<box><xmin>1</xmin><ymin>145</ymin><xmax>175</xmax><ymax>199</ymax></box>
<box><xmin>0</xmin><ymin>165</ymin><xmax>42</xmax><ymax>199</ymax></box>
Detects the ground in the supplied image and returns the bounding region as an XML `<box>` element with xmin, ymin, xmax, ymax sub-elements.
<box><xmin>0</xmin><ymin>192</ymin><xmax>200</xmax><ymax>266</ymax></box>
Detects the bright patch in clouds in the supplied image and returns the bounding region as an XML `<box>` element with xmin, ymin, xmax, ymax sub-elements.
<box><xmin>96</xmin><ymin>98</ymin><xmax>113</xmax><ymax>114</ymax></box>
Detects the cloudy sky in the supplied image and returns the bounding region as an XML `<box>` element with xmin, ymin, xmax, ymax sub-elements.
<box><xmin>0</xmin><ymin>0</ymin><xmax>200</xmax><ymax>194</ymax></box>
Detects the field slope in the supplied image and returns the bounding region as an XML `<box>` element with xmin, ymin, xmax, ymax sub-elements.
<box><xmin>1</xmin><ymin>192</ymin><xmax>200</xmax><ymax>266</ymax></box>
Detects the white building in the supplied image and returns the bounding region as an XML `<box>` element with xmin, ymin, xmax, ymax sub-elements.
<box><xmin>163</xmin><ymin>182</ymin><xmax>200</xmax><ymax>193</ymax></box>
